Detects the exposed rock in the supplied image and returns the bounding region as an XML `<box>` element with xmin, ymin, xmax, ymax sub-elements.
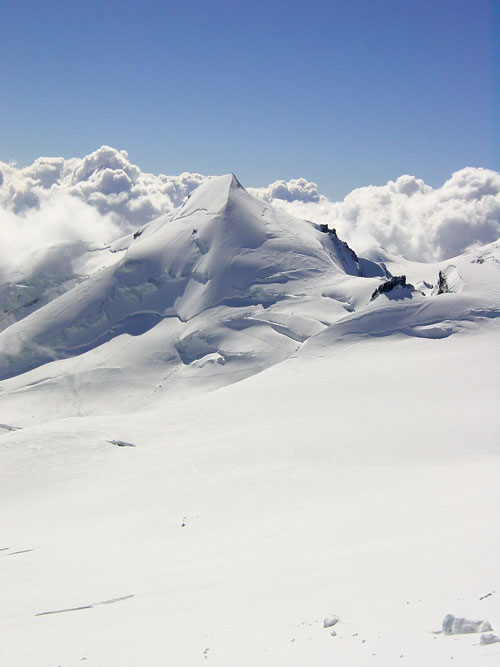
<box><xmin>432</xmin><ymin>265</ymin><xmax>463</xmax><ymax>295</ymax></box>
<box><xmin>371</xmin><ymin>275</ymin><xmax>415</xmax><ymax>301</ymax></box>
<box><xmin>329</xmin><ymin>228</ymin><xmax>359</xmax><ymax>265</ymax></box>
<box><xmin>316</xmin><ymin>224</ymin><xmax>362</xmax><ymax>275</ymax></box>
<box><xmin>434</xmin><ymin>270</ymin><xmax>449</xmax><ymax>295</ymax></box>
<box><xmin>479</xmin><ymin>591</ymin><xmax>495</xmax><ymax>601</ymax></box>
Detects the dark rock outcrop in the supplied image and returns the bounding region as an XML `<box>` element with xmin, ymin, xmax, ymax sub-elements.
<box><xmin>371</xmin><ymin>275</ymin><xmax>414</xmax><ymax>301</ymax></box>
<box><xmin>435</xmin><ymin>270</ymin><xmax>449</xmax><ymax>295</ymax></box>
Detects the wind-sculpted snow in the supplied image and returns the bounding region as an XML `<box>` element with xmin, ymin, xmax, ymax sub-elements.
<box><xmin>300</xmin><ymin>240</ymin><xmax>500</xmax><ymax>354</ymax></box>
<box><xmin>0</xmin><ymin>240</ymin><xmax>122</xmax><ymax>333</ymax></box>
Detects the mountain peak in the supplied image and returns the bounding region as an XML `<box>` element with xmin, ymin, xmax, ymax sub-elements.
<box><xmin>175</xmin><ymin>173</ymin><xmax>245</xmax><ymax>219</ymax></box>
<box><xmin>229</xmin><ymin>173</ymin><xmax>244</xmax><ymax>189</ymax></box>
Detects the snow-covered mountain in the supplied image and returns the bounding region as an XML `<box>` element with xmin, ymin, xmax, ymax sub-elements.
<box><xmin>0</xmin><ymin>174</ymin><xmax>379</xmax><ymax>422</ymax></box>
<box><xmin>1</xmin><ymin>174</ymin><xmax>499</xmax><ymax>666</ymax></box>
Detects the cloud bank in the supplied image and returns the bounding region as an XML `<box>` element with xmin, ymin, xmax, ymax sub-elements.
<box><xmin>0</xmin><ymin>146</ymin><xmax>207</xmax><ymax>225</ymax></box>
<box><xmin>1</xmin><ymin>146</ymin><xmax>499</xmax><ymax>269</ymax></box>
<box><xmin>0</xmin><ymin>146</ymin><xmax>207</xmax><ymax>274</ymax></box>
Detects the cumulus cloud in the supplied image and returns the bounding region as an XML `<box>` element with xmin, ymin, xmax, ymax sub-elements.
<box><xmin>1</xmin><ymin>146</ymin><xmax>499</xmax><ymax>266</ymax></box>
<box><xmin>22</xmin><ymin>156</ymin><xmax>66</xmax><ymax>188</ymax></box>
<box><xmin>0</xmin><ymin>146</ymin><xmax>208</xmax><ymax>233</ymax></box>
<box><xmin>0</xmin><ymin>146</ymin><xmax>213</xmax><ymax>281</ymax></box>
<box><xmin>259</xmin><ymin>168</ymin><xmax>500</xmax><ymax>261</ymax></box>
<box><xmin>248</xmin><ymin>177</ymin><xmax>324</xmax><ymax>203</ymax></box>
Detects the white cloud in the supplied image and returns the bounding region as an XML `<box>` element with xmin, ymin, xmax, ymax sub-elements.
<box><xmin>0</xmin><ymin>192</ymin><xmax>122</xmax><ymax>278</ymax></box>
<box><xmin>22</xmin><ymin>156</ymin><xmax>66</xmax><ymax>188</ymax></box>
<box><xmin>0</xmin><ymin>146</ymin><xmax>208</xmax><ymax>234</ymax></box>
<box><xmin>248</xmin><ymin>177</ymin><xmax>324</xmax><ymax>203</ymax></box>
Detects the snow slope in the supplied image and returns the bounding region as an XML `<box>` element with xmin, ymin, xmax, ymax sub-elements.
<box><xmin>0</xmin><ymin>174</ymin><xmax>376</xmax><ymax>423</ymax></box>
<box><xmin>1</xmin><ymin>176</ymin><xmax>499</xmax><ymax>666</ymax></box>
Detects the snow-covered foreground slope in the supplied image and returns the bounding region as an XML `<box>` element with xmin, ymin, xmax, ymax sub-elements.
<box><xmin>1</xmin><ymin>325</ymin><xmax>499</xmax><ymax>666</ymax></box>
<box><xmin>1</xmin><ymin>176</ymin><xmax>499</xmax><ymax>666</ymax></box>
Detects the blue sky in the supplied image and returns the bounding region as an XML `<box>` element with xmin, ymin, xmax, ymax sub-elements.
<box><xmin>1</xmin><ymin>0</ymin><xmax>497</xmax><ymax>199</ymax></box>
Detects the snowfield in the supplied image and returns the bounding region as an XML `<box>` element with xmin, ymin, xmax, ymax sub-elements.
<box><xmin>1</xmin><ymin>174</ymin><xmax>499</xmax><ymax>666</ymax></box>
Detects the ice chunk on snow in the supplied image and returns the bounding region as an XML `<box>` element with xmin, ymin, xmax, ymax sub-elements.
<box><xmin>323</xmin><ymin>615</ymin><xmax>340</xmax><ymax>628</ymax></box>
<box><xmin>480</xmin><ymin>633</ymin><xmax>500</xmax><ymax>645</ymax></box>
<box><xmin>442</xmin><ymin>614</ymin><xmax>492</xmax><ymax>635</ymax></box>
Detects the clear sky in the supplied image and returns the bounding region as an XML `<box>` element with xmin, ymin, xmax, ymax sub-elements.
<box><xmin>1</xmin><ymin>0</ymin><xmax>497</xmax><ymax>199</ymax></box>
